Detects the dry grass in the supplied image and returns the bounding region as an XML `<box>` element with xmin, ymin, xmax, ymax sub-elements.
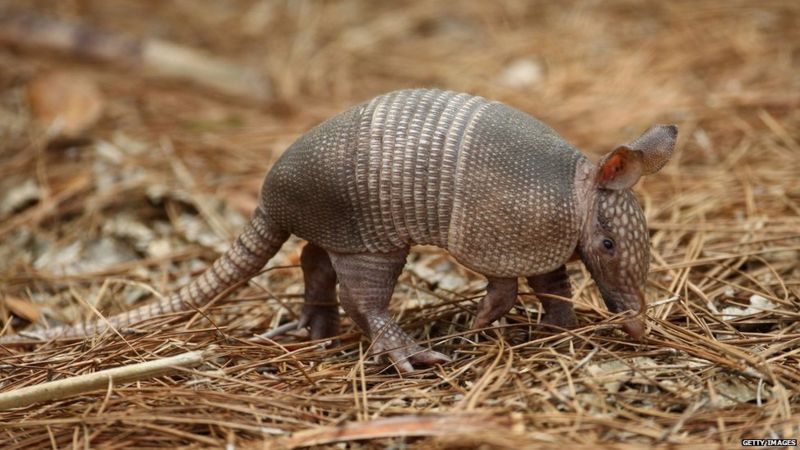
<box><xmin>1</xmin><ymin>0</ymin><xmax>799</xmax><ymax>448</ymax></box>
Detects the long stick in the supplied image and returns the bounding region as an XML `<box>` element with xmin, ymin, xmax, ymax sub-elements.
<box><xmin>0</xmin><ymin>347</ymin><xmax>217</xmax><ymax>410</ymax></box>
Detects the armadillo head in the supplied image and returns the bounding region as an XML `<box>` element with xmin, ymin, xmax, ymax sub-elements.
<box><xmin>576</xmin><ymin>124</ymin><xmax>677</xmax><ymax>339</ymax></box>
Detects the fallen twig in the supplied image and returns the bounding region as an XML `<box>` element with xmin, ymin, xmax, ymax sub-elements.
<box><xmin>0</xmin><ymin>346</ymin><xmax>218</xmax><ymax>410</ymax></box>
<box><xmin>250</xmin><ymin>320</ymin><xmax>301</xmax><ymax>341</ymax></box>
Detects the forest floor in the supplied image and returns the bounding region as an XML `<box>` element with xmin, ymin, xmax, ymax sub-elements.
<box><xmin>0</xmin><ymin>1</ymin><xmax>799</xmax><ymax>448</ymax></box>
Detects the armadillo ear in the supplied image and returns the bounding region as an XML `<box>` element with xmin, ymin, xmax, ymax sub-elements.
<box><xmin>596</xmin><ymin>146</ymin><xmax>644</xmax><ymax>190</ymax></box>
<box><xmin>596</xmin><ymin>124</ymin><xmax>678</xmax><ymax>190</ymax></box>
<box><xmin>626</xmin><ymin>124</ymin><xmax>678</xmax><ymax>175</ymax></box>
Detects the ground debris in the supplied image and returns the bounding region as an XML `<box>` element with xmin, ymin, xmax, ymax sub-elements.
<box><xmin>0</xmin><ymin>1</ymin><xmax>798</xmax><ymax>448</ymax></box>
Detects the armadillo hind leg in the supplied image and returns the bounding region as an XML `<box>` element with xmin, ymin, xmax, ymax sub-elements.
<box><xmin>298</xmin><ymin>242</ymin><xmax>340</xmax><ymax>340</ymax></box>
<box><xmin>527</xmin><ymin>265</ymin><xmax>578</xmax><ymax>333</ymax></box>
<box><xmin>473</xmin><ymin>277</ymin><xmax>518</xmax><ymax>330</ymax></box>
<box><xmin>327</xmin><ymin>249</ymin><xmax>450</xmax><ymax>373</ymax></box>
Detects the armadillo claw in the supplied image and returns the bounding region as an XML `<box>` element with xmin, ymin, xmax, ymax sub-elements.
<box><xmin>472</xmin><ymin>316</ymin><xmax>493</xmax><ymax>330</ymax></box>
<box><xmin>473</xmin><ymin>277</ymin><xmax>518</xmax><ymax>330</ymax></box>
<box><xmin>298</xmin><ymin>305</ymin><xmax>341</xmax><ymax>341</ymax></box>
<box><xmin>472</xmin><ymin>305</ymin><xmax>511</xmax><ymax>330</ymax></box>
<box><xmin>534</xmin><ymin>311</ymin><xmax>579</xmax><ymax>337</ymax></box>
<box><xmin>389</xmin><ymin>347</ymin><xmax>451</xmax><ymax>374</ymax></box>
<box><xmin>370</xmin><ymin>338</ymin><xmax>450</xmax><ymax>373</ymax></box>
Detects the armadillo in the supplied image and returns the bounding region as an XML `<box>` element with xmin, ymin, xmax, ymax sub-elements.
<box><xmin>2</xmin><ymin>89</ymin><xmax>677</xmax><ymax>372</ymax></box>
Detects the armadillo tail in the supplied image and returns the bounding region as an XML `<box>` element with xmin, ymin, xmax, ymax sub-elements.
<box><xmin>1</xmin><ymin>206</ymin><xmax>288</xmax><ymax>345</ymax></box>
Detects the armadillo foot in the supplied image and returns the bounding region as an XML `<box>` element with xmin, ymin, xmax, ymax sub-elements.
<box><xmin>370</xmin><ymin>334</ymin><xmax>450</xmax><ymax>373</ymax></box>
<box><xmin>298</xmin><ymin>304</ymin><xmax>341</xmax><ymax>340</ymax></box>
<box><xmin>473</xmin><ymin>277</ymin><xmax>518</xmax><ymax>330</ymax></box>
<box><xmin>535</xmin><ymin>309</ymin><xmax>579</xmax><ymax>335</ymax></box>
<box><xmin>299</xmin><ymin>243</ymin><xmax>340</xmax><ymax>341</ymax></box>
<box><xmin>327</xmin><ymin>249</ymin><xmax>449</xmax><ymax>373</ymax></box>
<box><xmin>528</xmin><ymin>266</ymin><xmax>578</xmax><ymax>336</ymax></box>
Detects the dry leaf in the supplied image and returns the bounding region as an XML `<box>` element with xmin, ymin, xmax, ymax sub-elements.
<box><xmin>26</xmin><ymin>71</ymin><xmax>105</xmax><ymax>137</ymax></box>
<box><xmin>2</xmin><ymin>296</ymin><xmax>42</xmax><ymax>323</ymax></box>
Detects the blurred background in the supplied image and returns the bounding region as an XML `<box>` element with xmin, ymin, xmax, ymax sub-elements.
<box><xmin>0</xmin><ymin>1</ymin><xmax>799</xmax><ymax>448</ymax></box>
<box><xmin>2</xmin><ymin>1</ymin><xmax>798</xmax><ymax>145</ymax></box>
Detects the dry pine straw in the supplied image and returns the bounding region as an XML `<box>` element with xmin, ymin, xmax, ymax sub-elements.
<box><xmin>1</xmin><ymin>1</ymin><xmax>800</xmax><ymax>449</ymax></box>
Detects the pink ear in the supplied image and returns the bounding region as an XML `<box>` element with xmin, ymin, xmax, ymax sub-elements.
<box><xmin>597</xmin><ymin>146</ymin><xmax>644</xmax><ymax>190</ymax></box>
<box><xmin>597</xmin><ymin>124</ymin><xmax>678</xmax><ymax>190</ymax></box>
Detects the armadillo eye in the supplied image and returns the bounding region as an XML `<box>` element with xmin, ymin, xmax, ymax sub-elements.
<box><xmin>602</xmin><ymin>239</ymin><xmax>614</xmax><ymax>250</ymax></box>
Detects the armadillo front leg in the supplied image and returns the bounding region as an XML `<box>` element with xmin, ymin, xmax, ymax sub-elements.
<box><xmin>298</xmin><ymin>243</ymin><xmax>340</xmax><ymax>340</ymax></box>
<box><xmin>473</xmin><ymin>277</ymin><xmax>518</xmax><ymax>329</ymax></box>
<box><xmin>327</xmin><ymin>249</ymin><xmax>450</xmax><ymax>373</ymax></box>
<box><xmin>527</xmin><ymin>265</ymin><xmax>578</xmax><ymax>332</ymax></box>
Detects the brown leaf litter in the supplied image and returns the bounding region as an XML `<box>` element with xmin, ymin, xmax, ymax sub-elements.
<box><xmin>0</xmin><ymin>1</ymin><xmax>798</xmax><ymax>448</ymax></box>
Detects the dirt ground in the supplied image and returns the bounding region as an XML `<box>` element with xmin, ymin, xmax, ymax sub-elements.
<box><xmin>0</xmin><ymin>1</ymin><xmax>799</xmax><ymax>448</ymax></box>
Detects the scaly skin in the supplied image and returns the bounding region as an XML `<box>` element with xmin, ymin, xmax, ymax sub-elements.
<box><xmin>327</xmin><ymin>249</ymin><xmax>450</xmax><ymax>373</ymax></box>
<box><xmin>2</xmin><ymin>89</ymin><xmax>676</xmax><ymax>374</ymax></box>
